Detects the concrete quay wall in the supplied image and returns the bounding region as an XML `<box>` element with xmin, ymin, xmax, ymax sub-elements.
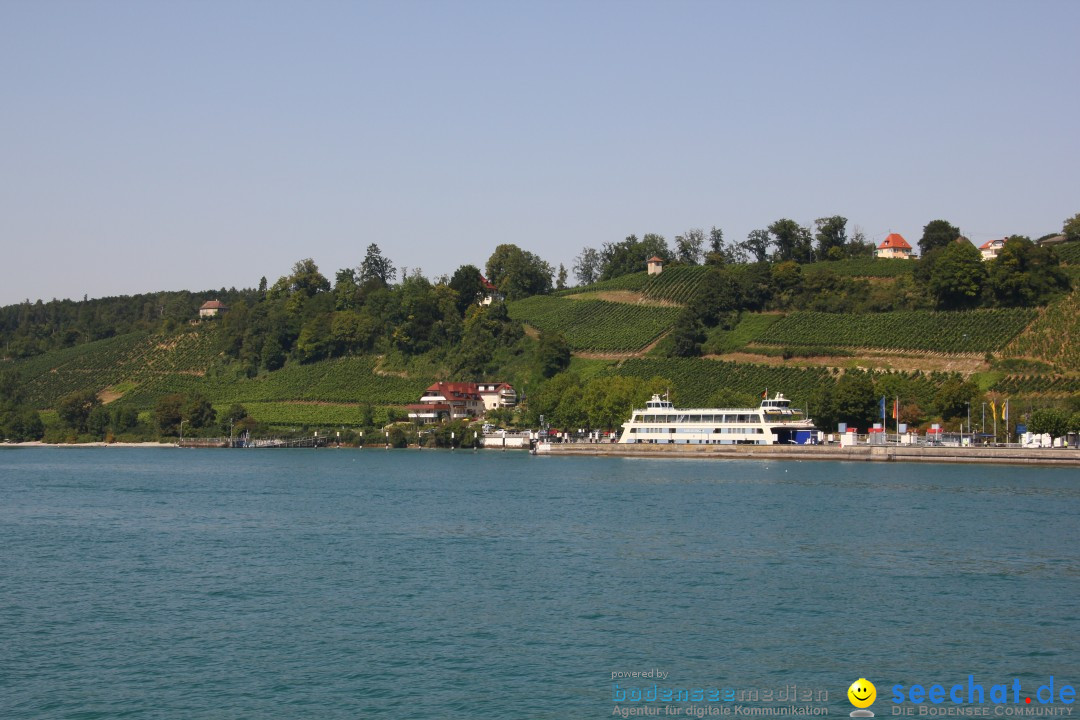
<box><xmin>539</xmin><ymin>442</ymin><xmax>1080</xmax><ymax>467</ymax></box>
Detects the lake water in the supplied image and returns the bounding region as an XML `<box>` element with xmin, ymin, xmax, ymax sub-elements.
<box><xmin>2</xmin><ymin>448</ymin><xmax>1078</xmax><ymax>719</ymax></box>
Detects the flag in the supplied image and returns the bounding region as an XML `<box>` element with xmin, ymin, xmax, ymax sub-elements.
<box><xmin>1002</xmin><ymin>399</ymin><xmax>1008</xmax><ymax>421</ymax></box>
<box><xmin>761</xmin><ymin>390</ymin><xmax>768</xmax><ymax>399</ymax></box>
<box><xmin>892</xmin><ymin>397</ymin><xmax>899</xmax><ymax>420</ymax></box>
<box><xmin>990</xmin><ymin>400</ymin><xmax>996</xmax><ymax>419</ymax></box>
<box><xmin>880</xmin><ymin>396</ymin><xmax>886</xmax><ymax>418</ymax></box>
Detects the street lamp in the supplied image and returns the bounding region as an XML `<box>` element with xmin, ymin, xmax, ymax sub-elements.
<box><xmin>966</xmin><ymin>402</ymin><xmax>971</xmax><ymax>445</ymax></box>
<box><xmin>179</xmin><ymin>419</ymin><xmax>185</xmax><ymax>445</ymax></box>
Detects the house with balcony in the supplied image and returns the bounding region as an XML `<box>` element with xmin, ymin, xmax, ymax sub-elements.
<box><xmin>479</xmin><ymin>275</ymin><xmax>504</xmax><ymax>306</ymax></box>
<box><xmin>978</xmin><ymin>238</ymin><xmax>1006</xmax><ymax>261</ymax></box>
<box><xmin>407</xmin><ymin>381</ymin><xmax>516</xmax><ymax>422</ymax></box>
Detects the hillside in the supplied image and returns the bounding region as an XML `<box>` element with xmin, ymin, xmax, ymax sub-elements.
<box><xmin>11</xmin><ymin>325</ymin><xmax>434</xmax><ymax>428</ymax></box>
<box><xmin>4</xmin><ymin>241</ymin><xmax>1079</xmax><ymax>441</ymax></box>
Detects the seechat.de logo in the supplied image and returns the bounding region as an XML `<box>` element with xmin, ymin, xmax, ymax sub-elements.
<box><xmin>849</xmin><ymin>678</ymin><xmax>877</xmax><ymax>717</ymax></box>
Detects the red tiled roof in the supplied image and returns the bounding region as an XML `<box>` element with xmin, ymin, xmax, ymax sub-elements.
<box><xmin>877</xmin><ymin>233</ymin><xmax>911</xmax><ymax>250</ymax></box>
<box><xmin>200</xmin><ymin>300</ymin><xmax>228</xmax><ymax>310</ymax></box>
<box><xmin>479</xmin><ymin>275</ymin><xmax>498</xmax><ymax>291</ymax></box>
<box><xmin>978</xmin><ymin>239</ymin><xmax>1005</xmax><ymax>250</ymax></box>
<box><xmin>647</xmin><ymin>256</ymin><xmax>665</xmax><ymax>263</ymax></box>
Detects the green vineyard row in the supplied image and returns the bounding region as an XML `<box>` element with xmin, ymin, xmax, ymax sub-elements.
<box><xmin>507</xmin><ymin>296</ymin><xmax>681</xmax><ymax>351</ymax></box>
<box><xmin>754</xmin><ymin>309</ymin><xmax>1036</xmax><ymax>353</ymax></box>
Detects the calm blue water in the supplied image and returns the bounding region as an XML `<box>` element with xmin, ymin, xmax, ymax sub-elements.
<box><xmin>1</xmin><ymin>448</ymin><xmax>1078</xmax><ymax>718</ymax></box>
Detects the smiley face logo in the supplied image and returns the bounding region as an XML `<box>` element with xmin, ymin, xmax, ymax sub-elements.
<box><xmin>848</xmin><ymin>678</ymin><xmax>876</xmax><ymax>709</ymax></box>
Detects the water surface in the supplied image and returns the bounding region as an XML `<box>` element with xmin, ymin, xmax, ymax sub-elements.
<box><xmin>2</xmin><ymin>448</ymin><xmax>1077</xmax><ymax>718</ymax></box>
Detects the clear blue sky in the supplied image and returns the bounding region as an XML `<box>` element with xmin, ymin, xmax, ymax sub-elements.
<box><xmin>1</xmin><ymin>0</ymin><xmax>1077</xmax><ymax>305</ymax></box>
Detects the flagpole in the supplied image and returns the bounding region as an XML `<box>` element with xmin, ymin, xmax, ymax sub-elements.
<box><xmin>997</xmin><ymin>399</ymin><xmax>1006</xmax><ymax>444</ymax></box>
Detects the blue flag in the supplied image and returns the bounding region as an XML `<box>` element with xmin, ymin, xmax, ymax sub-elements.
<box><xmin>880</xmin><ymin>396</ymin><xmax>886</xmax><ymax>418</ymax></box>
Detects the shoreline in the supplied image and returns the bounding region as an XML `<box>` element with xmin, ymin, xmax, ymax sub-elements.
<box><xmin>2</xmin><ymin>441</ymin><xmax>178</xmax><ymax>448</ymax></box>
<box><xmin>537</xmin><ymin>442</ymin><xmax>1080</xmax><ymax>467</ymax></box>
<box><xmin>5</xmin><ymin>441</ymin><xmax>1079</xmax><ymax>467</ymax></box>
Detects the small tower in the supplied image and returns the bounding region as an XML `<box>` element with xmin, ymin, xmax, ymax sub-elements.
<box><xmin>646</xmin><ymin>256</ymin><xmax>665</xmax><ymax>276</ymax></box>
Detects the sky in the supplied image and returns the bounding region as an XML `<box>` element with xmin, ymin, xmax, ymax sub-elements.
<box><xmin>1</xmin><ymin>0</ymin><xmax>1078</xmax><ymax>306</ymax></box>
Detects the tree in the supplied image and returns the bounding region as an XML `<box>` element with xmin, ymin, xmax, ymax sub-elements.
<box><xmin>183</xmin><ymin>392</ymin><xmax>217</xmax><ymax>429</ymax></box>
<box><xmin>360</xmin><ymin>244</ymin><xmax>396</xmax><ymax>286</ymax></box>
<box><xmin>705</xmin><ymin>227</ymin><xmax>736</xmax><ymax>265</ymax></box>
<box><xmin>1029</xmin><ymin>408</ymin><xmax>1070</xmax><ymax>438</ymax></box>
<box><xmin>220</xmin><ymin>403</ymin><xmax>250</xmax><ymax>434</ymax></box>
<box><xmin>669</xmin><ymin>309</ymin><xmax>704</xmax><ymax>357</ymax></box>
<box><xmin>287</xmin><ymin>258</ymin><xmax>331</xmax><ymax>297</ymax></box>
<box><xmin>333</xmin><ymin>268</ymin><xmax>360</xmax><ymax>310</ymax></box>
<box><xmin>599</xmin><ymin>234</ymin><xmax>670</xmax><ymax>280</ymax></box>
<box><xmin>924</xmin><ymin>240</ymin><xmax>987</xmax><ymax>309</ymax></box>
<box><xmin>58</xmin><ymin>389</ymin><xmax>101</xmax><ymax>433</ymax></box>
<box><xmin>674</xmin><ymin>228</ymin><xmax>705</xmax><ymax>265</ymax></box>
<box><xmin>556</xmin><ymin>264</ymin><xmax>568</xmax><ymax>290</ymax></box>
<box><xmin>296</xmin><ymin>314</ymin><xmax>333</xmax><ymax>363</ymax></box>
<box><xmin>830</xmin><ymin>372</ymin><xmax>878</xmax><ymax>430</ymax></box>
<box><xmin>485</xmin><ymin>244</ymin><xmax>553</xmax><ymax>300</ymax></box>
<box><xmin>330</xmin><ymin>309</ymin><xmax>376</xmax><ymax>354</ymax></box>
<box><xmin>846</xmin><ymin>226</ymin><xmax>875</xmax><ymax>258</ymax></box>
<box><xmin>1063</xmin><ymin>213</ymin><xmax>1080</xmax><ymax>243</ymax></box>
<box><xmin>814</xmin><ymin>216</ymin><xmax>848</xmax><ymax>260</ymax></box>
<box><xmin>536</xmin><ymin>332</ymin><xmax>571</xmax><ymax>378</ymax></box>
<box><xmin>933</xmin><ymin>377</ymin><xmax>978</xmax><ymax>420</ymax></box>
<box><xmin>86</xmin><ymin>405</ymin><xmax>111</xmax><ymax>438</ymax></box>
<box><xmin>919</xmin><ymin>220</ymin><xmax>961</xmax><ymax>256</ymax></box>
<box><xmin>573</xmin><ymin>247</ymin><xmax>601</xmax><ymax>286</ymax></box>
<box><xmin>155</xmin><ymin>394</ymin><xmax>185</xmax><ymax>435</ymax></box>
<box><xmin>449</xmin><ymin>265</ymin><xmax>485</xmax><ymax>315</ymax></box>
<box><xmin>740</xmin><ymin>229</ymin><xmax>772</xmax><ymax>264</ymax></box>
<box><xmin>768</xmin><ymin>219</ymin><xmax>812</xmax><ymax>263</ymax></box>
<box><xmin>1</xmin><ymin>407</ymin><xmax>44</xmax><ymax>441</ymax></box>
<box><xmin>708</xmin><ymin>226</ymin><xmax>724</xmax><ymax>254</ymax></box>
<box><xmin>988</xmin><ymin>236</ymin><xmax>1070</xmax><ymax>307</ymax></box>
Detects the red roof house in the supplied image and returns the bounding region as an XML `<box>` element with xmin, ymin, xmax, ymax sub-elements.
<box><xmin>875</xmin><ymin>233</ymin><xmax>913</xmax><ymax>259</ymax></box>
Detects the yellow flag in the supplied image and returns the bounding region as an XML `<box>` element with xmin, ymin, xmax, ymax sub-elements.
<box><xmin>990</xmin><ymin>400</ymin><xmax>996</xmax><ymax>419</ymax></box>
<box><xmin>1002</xmin><ymin>400</ymin><xmax>1008</xmax><ymax>420</ymax></box>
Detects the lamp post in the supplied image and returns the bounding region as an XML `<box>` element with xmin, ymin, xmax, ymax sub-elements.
<box><xmin>179</xmin><ymin>419</ymin><xmax>185</xmax><ymax>446</ymax></box>
<box><xmin>966</xmin><ymin>402</ymin><xmax>971</xmax><ymax>446</ymax></box>
<box><xmin>229</xmin><ymin>418</ymin><xmax>234</xmax><ymax>448</ymax></box>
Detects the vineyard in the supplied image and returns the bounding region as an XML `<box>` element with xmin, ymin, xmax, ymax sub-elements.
<box><xmin>1002</xmin><ymin>289</ymin><xmax>1080</xmax><ymax>372</ymax></box>
<box><xmin>802</xmin><ymin>258</ymin><xmax>916</xmax><ymax>278</ymax></box>
<box><xmin>639</xmin><ymin>266</ymin><xmax>710</xmax><ymax>304</ymax></box>
<box><xmin>1054</xmin><ymin>241</ymin><xmax>1080</xmax><ymax>265</ymax></box>
<box><xmin>12</xmin><ymin>326</ymin><xmax>433</xmax><ymax>412</ymax></box>
<box><xmin>556</xmin><ymin>266</ymin><xmax>711</xmax><ymax>305</ymax></box>
<box><xmin>702</xmin><ymin>313</ymin><xmax>783</xmax><ymax>354</ymax></box>
<box><xmin>990</xmin><ymin>374</ymin><xmax>1080</xmax><ymax>396</ymax></box>
<box><xmin>754</xmin><ymin>309</ymin><xmax>1037</xmax><ymax>353</ymax></box>
<box><xmin>506</xmin><ymin>295</ymin><xmax>680</xmax><ymax>351</ymax></box>
<box><xmin>118</xmin><ymin>356</ymin><xmax>432</xmax><ymax>410</ymax></box>
<box><xmin>16</xmin><ymin>327</ymin><xmax>224</xmax><ymax>409</ymax></box>
<box><xmin>601</xmin><ymin>357</ymin><xmax>951</xmax><ymax>409</ymax></box>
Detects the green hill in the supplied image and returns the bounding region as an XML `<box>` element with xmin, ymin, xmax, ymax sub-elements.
<box><xmin>507</xmin><ymin>295</ymin><xmax>680</xmax><ymax>352</ymax></box>
<box><xmin>10</xmin><ymin>325</ymin><xmax>434</xmax><ymax>428</ymax></box>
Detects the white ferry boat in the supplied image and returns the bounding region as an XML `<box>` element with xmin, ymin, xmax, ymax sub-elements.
<box><xmin>618</xmin><ymin>392</ymin><xmax>818</xmax><ymax>445</ymax></box>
